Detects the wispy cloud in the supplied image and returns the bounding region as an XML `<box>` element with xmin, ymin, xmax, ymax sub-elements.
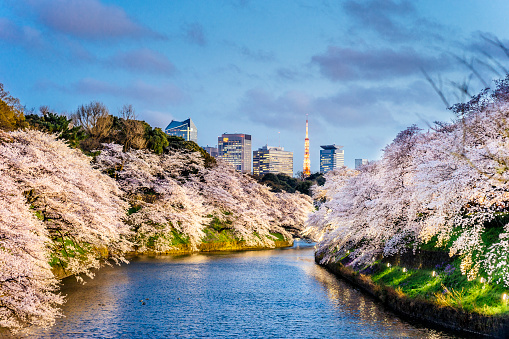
<box><xmin>182</xmin><ymin>23</ymin><xmax>206</xmax><ymax>46</ymax></box>
<box><xmin>72</xmin><ymin>78</ymin><xmax>185</xmax><ymax>105</ymax></box>
<box><xmin>312</xmin><ymin>46</ymin><xmax>451</xmax><ymax>81</ymax></box>
<box><xmin>239</xmin><ymin>46</ymin><xmax>275</xmax><ymax>62</ymax></box>
<box><xmin>239</xmin><ymin>89</ymin><xmax>312</xmax><ymax>130</ymax></box>
<box><xmin>0</xmin><ymin>17</ymin><xmax>45</xmax><ymax>49</ymax></box>
<box><xmin>106</xmin><ymin>49</ymin><xmax>176</xmax><ymax>76</ymax></box>
<box><xmin>238</xmin><ymin>80</ymin><xmax>443</xmax><ymax>132</ymax></box>
<box><xmin>222</xmin><ymin>40</ymin><xmax>276</xmax><ymax>62</ymax></box>
<box><xmin>342</xmin><ymin>0</ymin><xmax>416</xmax><ymax>42</ymax></box>
<box><xmin>276</xmin><ymin>67</ymin><xmax>301</xmax><ymax>81</ymax></box>
<box><xmin>23</xmin><ymin>0</ymin><xmax>164</xmax><ymax>40</ymax></box>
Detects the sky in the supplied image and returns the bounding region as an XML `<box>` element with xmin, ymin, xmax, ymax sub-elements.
<box><xmin>1</xmin><ymin>0</ymin><xmax>509</xmax><ymax>173</ymax></box>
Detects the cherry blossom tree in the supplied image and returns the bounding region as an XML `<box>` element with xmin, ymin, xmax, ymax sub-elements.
<box><xmin>0</xmin><ymin>166</ymin><xmax>63</xmax><ymax>332</ymax></box>
<box><xmin>307</xmin><ymin>78</ymin><xmax>509</xmax><ymax>286</ymax></box>
<box><xmin>194</xmin><ymin>161</ymin><xmax>313</xmax><ymax>245</ymax></box>
<box><xmin>94</xmin><ymin>143</ymin><xmax>209</xmax><ymax>251</ymax></box>
<box><xmin>95</xmin><ymin>144</ymin><xmax>314</xmax><ymax>250</ymax></box>
<box><xmin>1</xmin><ymin>131</ymin><xmax>132</xmax><ymax>279</ymax></box>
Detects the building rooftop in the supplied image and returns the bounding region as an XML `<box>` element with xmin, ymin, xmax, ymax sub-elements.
<box><xmin>166</xmin><ymin>118</ymin><xmax>194</xmax><ymax>130</ymax></box>
<box><xmin>320</xmin><ymin>144</ymin><xmax>344</xmax><ymax>150</ymax></box>
<box><xmin>258</xmin><ymin>145</ymin><xmax>286</xmax><ymax>151</ymax></box>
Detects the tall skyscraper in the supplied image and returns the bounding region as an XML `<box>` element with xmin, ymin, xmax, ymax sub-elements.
<box><xmin>303</xmin><ymin>116</ymin><xmax>310</xmax><ymax>177</ymax></box>
<box><xmin>253</xmin><ymin>145</ymin><xmax>293</xmax><ymax>177</ymax></box>
<box><xmin>355</xmin><ymin>158</ymin><xmax>368</xmax><ymax>169</ymax></box>
<box><xmin>320</xmin><ymin>145</ymin><xmax>344</xmax><ymax>173</ymax></box>
<box><xmin>165</xmin><ymin>118</ymin><xmax>197</xmax><ymax>143</ymax></box>
<box><xmin>218</xmin><ymin>133</ymin><xmax>252</xmax><ymax>173</ymax></box>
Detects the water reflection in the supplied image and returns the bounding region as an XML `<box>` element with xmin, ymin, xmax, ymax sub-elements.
<box><xmin>6</xmin><ymin>241</ymin><xmax>469</xmax><ymax>338</ymax></box>
<box><xmin>304</xmin><ymin>264</ymin><xmax>459</xmax><ymax>338</ymax></box>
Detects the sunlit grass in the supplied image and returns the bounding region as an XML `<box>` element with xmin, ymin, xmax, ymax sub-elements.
<box><xmin>370</xmin><ymin>260</ymin><xmax>509</xmax><ymax>315</ymax></box>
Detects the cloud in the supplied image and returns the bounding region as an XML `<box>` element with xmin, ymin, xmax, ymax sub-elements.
<box><xmin>239</xmin><ymin>89</ymin><xmax>312</xmax><ymax>130</ymax></box>
<box><xmin>0</xmin><ymin>18</ymin><xmax>45</xmax><ymax>49</ymax></box>
<box><xmin>312</xmin><ymin>46</ymin><xmax>451</xmax><ymax>81</ymax></box>
<box><xmin>24</xmin><ymin>0</ymin><xmax>164</xmax><ymax>40</ymax></box>
<box><xmin>342</xmin><ymin>0</ymin><xmax>415</xmax><ymax>42</ymax></box>
<box><xmin>222</xmin><ymin>40</ymin><xmax>276</xmax><ymax>62</ymax></box>
<box><xmin>106</xmin><ymin>49</ymin><xmax>176</xmax><ymax>76</ymax></box>
<box><xmin>183</xmin><ymin>23</ymin><xmax>206</xmax><ymax>46</ymax></box>
<box><xmin>238</xmin><ymin>81</ymin><xmax>444</xmax><ymax>132</ymax></box>
<box><xmin>140</xmin><ymin>109</ymin><xmax>174</xmax><ymax>129</ymax></box>
<box><xmin>276</xmin><ymin>68</ymin><xmax>300</xmax><ymax>81</ymax></box>
<box><xmin>73</xmin><ymin>78</ymin><xmax>185</xmax><ymax>105</ymax></box>
<box><xmin>239</xmin><ymin>46</ymin><xmax>275</xmax><ymax>62</ymax></box>
<box><xmin>341</xmin><ymin>0</ymin><xmax>449</xmax><ymax>44</ymax></box>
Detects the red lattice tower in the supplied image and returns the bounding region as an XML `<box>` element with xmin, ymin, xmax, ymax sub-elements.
<box><xmin>303</xmin><ymin>115</ymin><xmax>310</xmax><ymax>177</ymax></box>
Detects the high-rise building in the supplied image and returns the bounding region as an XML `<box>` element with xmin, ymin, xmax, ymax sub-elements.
<box><xmin>203</xmin><ymin>146</ymin><xmax>219</xmax><ymax>158</ymax></box>
<box><xmin>253</xmin><ymin>145</ymin><xmax>293</xmax><ymax>177</ymax></box>
<box><xmin>320</xmin><ymin>145</ymin><xmax>344</xmax><ymax>173</ymax></box>
<box><xmin>165</xmin><ymin>118</ymin><xmax>197</xmax><ymax>143</ymax></box>
<box><xmin>355</xmin><ymin>158</ymin><xmax>368</xmax><ymax>169</ymax></box>
<box><xmin>218</xmin><ymin>133</ymin><xmax>252</xmax><ymax>173</ymax></box>
<box><xmin>303</xmin><ymin>117</ymin><xmax>310</xmax><ymax>177</ymax></box>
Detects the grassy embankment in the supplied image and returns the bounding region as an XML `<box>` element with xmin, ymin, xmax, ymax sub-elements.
<box><xmin>335</xmin><ymin>216</ymin><xmax>509</xmax><ymax>317</ymax></box>
<box><xmin>142</xmin><ymin>215</ymin><xmax>290</xmax><ymax>253</ymax></box>
<box><xmin>50</xmin><ymin>213</ymin><xmax>292</xmax><ymax>278</ymax></box>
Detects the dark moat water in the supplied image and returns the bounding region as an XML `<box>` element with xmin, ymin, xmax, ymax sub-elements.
<box><xmin>20</xmin><ymin>241</ymin><xmax>464</xmax><ymax>338</ymax></box>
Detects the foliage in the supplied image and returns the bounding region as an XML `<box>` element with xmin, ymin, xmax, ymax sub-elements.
<box><xmin>71</xmin><ymin>101</ymin><xmax>113</xmax><ymax>151</ymax></box>
<box><xmin>0</xmin><ymin>83</ymin><xmax>25</xmax><ymax>131</ymax></box>
<box><xmin>307</xmin><ymin>172</ymin><xmax>326</xmax><ymax>186</ymax></box>
<box><xmin>166</xmin><ymin>135</ymin><xmax>216</xmax><ymax>168</ymax></box>
<box><xmin>116</xmin><ymin>104</ymin><xmax>147</xmax><ymax>152</ymax></box>
<box><xmin>25</xmin><ymin>108</ymin><xmax>87</xmax><ymax>148</ymax></box>
<box><xmin>306</xmin><ymin>78</ymin><xmax>509</xmax><ymax>288</ymax></box>
<box><xmin>144</xmin><ymin>125</ymin><xmax>169</xmax><ymax>154</ymax></box>
<box><xmin>0</xmin><ymin>167</ymin><xmax>63</xmax><ymax>332</ymax></box>
<box><xmin>254</xmin><ymin>172</ymin><xmax>323</xmax><ymax>196</ymax></box>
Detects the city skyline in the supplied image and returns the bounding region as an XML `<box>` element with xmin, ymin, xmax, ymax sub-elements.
<box><xmin>179</xmin><ymin>118</ymin><xmax>367</xmax><ymax>177</ymax></box>
<box><xmin>2</xmin><ymin>1</ymin><xmax>509</xmax><ymax>170</ymax></box>
<box><xmin>193</xmin><ymin>115</ymin><xmax>363</xmax><ymax>175</ymax></box>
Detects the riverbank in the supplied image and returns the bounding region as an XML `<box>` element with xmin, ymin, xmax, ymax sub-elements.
<box><xmin>127</xmin><ymin>238</ymin><xmax>294</xmax><ymax>256</ymax></box>
<box><xmin>52</xmin><ymin>235</ymin><xmax>293</xmax><ymax>279</ymax></box>
<box><xmin>316</xmin><ymin>253</ymin><xmax>509</xmax><ymax>337</ymax></box>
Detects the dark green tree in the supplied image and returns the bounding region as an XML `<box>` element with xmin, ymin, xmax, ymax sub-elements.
<box><xmin>25</xmin><ymin>107</ymin><xmax>87</xmax><ymax>148</ymax></box>
<box><xmin>165</xmin><ymin>135</ymin><xmax>216</xmax><ymax>168</ymax></box>
<box><xmin>145</xmin><ymin>126</ymin><xmax>169</xmax><ymax>154</ymax></box>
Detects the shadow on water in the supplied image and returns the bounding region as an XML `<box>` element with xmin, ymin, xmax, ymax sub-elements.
<box><xmin>3</xmin><ymin>241</ymin><xmax>472</xmax><ymax>338</ymax></box>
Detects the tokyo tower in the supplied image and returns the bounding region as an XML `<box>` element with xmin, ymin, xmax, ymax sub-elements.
<box><xmin>303</xmin><ymin>115</ymin><xmax>310</xmax><ymax>177</ymax></box>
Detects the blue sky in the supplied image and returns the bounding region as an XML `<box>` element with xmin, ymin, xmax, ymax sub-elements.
<box><xmin>1</xmin><ymin>0</ymin><xmax>509</xmax><ymax>173</ymax></box>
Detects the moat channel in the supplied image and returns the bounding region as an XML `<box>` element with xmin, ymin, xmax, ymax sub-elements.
<box><xmin>25</xmin><ymin>241</ymin><xmax>464</xmax><ymax>338</ymax></box>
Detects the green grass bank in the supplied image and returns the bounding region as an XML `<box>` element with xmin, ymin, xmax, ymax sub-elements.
<box><xmin>316</xmin><ymin>250</ymin><xmax>509</xmax><ymax>337</ymax></box>
<box><xmin>52</xmin><ymin>227</ymin><xmax>293</xmax><ymax>279</ymax></box>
